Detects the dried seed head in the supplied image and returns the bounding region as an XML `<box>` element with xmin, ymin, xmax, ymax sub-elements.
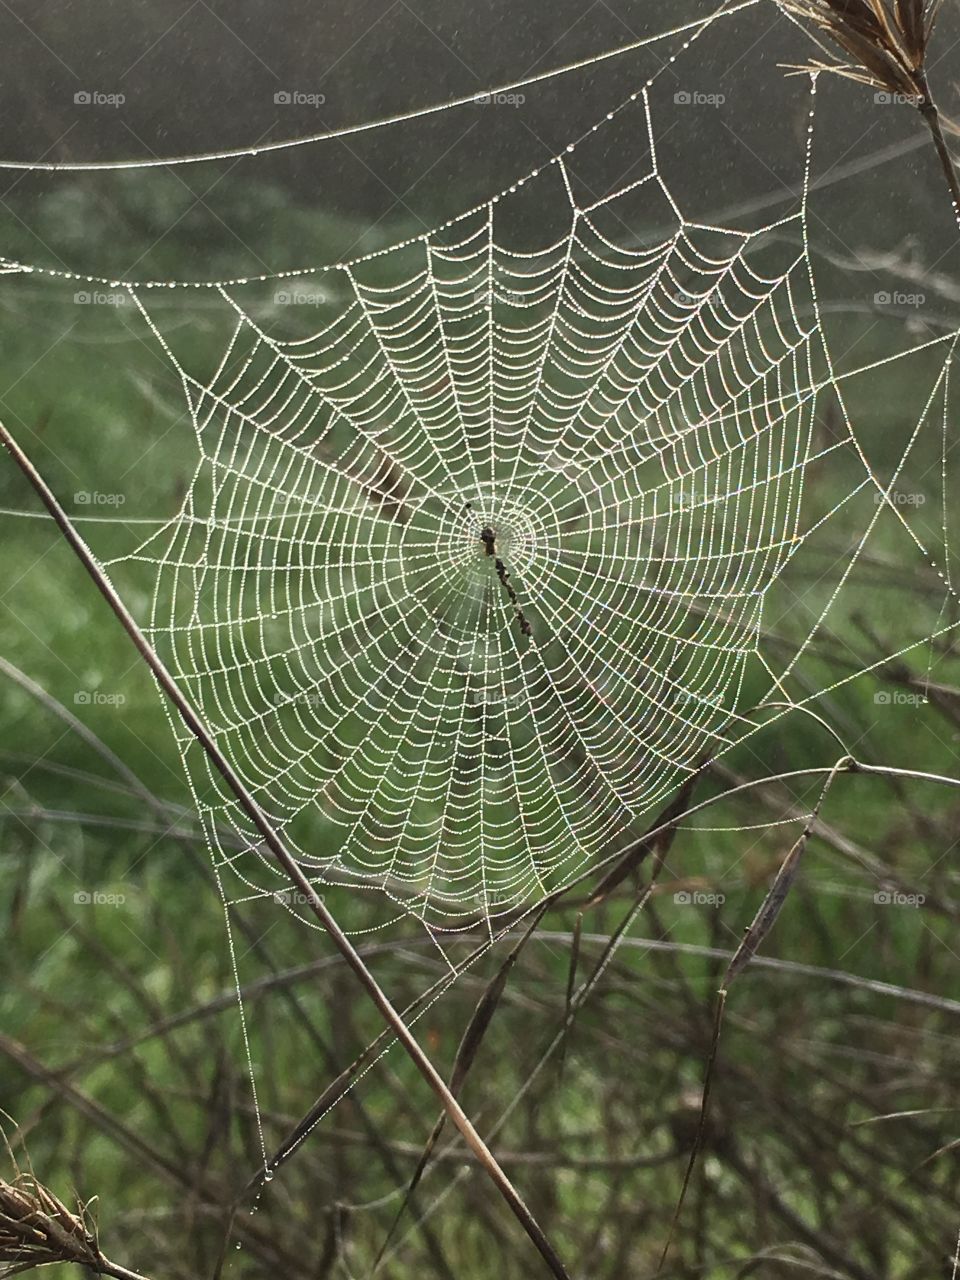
<box><xmin>778</xmin><ymin>0</ymin><xmax>943</xmax><ymax>99</ymax></box>
<box><xmin>0</xmin><ymin>1174</ymin><xmax>100</xmax><ymax>1275</ymax></box>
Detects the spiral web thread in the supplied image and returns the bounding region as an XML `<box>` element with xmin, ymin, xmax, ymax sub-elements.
<box><xmin>89</xmin><ymin>77</ymin><xmax>883</xmax><ymax>934</ymax></box>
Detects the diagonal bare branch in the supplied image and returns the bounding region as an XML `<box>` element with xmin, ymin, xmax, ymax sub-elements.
<box><xmin>0</xmin><ymin>420</ymin><xmax>572</xmax><ymax>1280</ymax></box>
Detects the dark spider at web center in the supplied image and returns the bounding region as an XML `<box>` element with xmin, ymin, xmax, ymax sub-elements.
<box><xmin>476</xmin><ymin>525</ymin><xmax>532</xmax><ymax>638</ymax></box>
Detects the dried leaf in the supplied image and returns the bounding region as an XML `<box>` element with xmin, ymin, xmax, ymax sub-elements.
<box><xmin>896</xmin><ymin>0</ymin><xmax>924</xmax><ymax>62</ymax></box>
<box><xmin>722</xmin><ymin>832</ymin><xmax>809</xmax><ymax>987</ymax></box>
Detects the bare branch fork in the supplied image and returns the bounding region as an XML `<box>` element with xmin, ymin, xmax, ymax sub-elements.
<box><xmin>0</xmin><ymin>422</ymin><xmax>572</xmax><ymax>1280</ymax></box>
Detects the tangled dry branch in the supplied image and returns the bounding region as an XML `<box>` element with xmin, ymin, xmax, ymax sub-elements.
<box><xmin>0</xmin><ymin>1175</ymin><xmax>150</xmax><ymax>1280</ymax></box>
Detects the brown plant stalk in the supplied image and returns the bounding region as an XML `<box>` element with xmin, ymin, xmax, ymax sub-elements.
<box><xmin>777</xmin><ymin>0</ymin><xmax>960</xmax><ymax>218</ymax></box>
<box><xmin>0</xmin><ymin>1174</ymin><xmax>151</xmax><ymax>1280</ymax></box>
<box><xmin>0</xmin><ymin>421</ymin><xmax>571</xmax><ymax>1280</ymax></box>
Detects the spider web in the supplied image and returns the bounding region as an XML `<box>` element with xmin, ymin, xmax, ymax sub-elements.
<box><xmin>6</xmin><ymin>0</ymin><xmax>953</xmax><ymax>951</ymax></box>
<box><xmin>89</xmin><ymin>83</ymin><xmax>833</xmax><ymax>932</ymax></box>
<box><xmin>6</xmin><ymin>17</ymin><xmax>953</xmax><ymax>949</ymax></box>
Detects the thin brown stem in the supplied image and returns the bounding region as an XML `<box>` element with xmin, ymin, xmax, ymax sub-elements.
<box><xmin>916</xmin><ymin>70</ymin><xmax>960</xmax><ymax>227</ymax></box>
<box><xmin>0</xmin><ymin>420</ymin><xmax>570</xmax><ymax>1280</ymax></box>
<box><xmin>92</xmin><ymin>1258</ymin><xmax>156</xmax><ymax>1280</ymax></box>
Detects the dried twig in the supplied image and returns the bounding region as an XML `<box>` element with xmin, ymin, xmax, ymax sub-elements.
<box><xmin>559</xmin><ymin>765</ymin><xmax>705</xmax><ymax>1065</ymax></box>
<box><xmin>656</xmin><ymin>756</ymin><xmax>851</xmax><ymax>1273</ymax></box>
<box><xmin>776</xmin><ymin>0</ymin><xmax>960</xmax><ymax>216</ymax></box>
<box><xmin>374</xmin><ymin>902</ymin><xmax>550</xmax><ymax>1270</ymax></box>
<box><xmin>0</xmin><ymin>1174</ymin><xmax>150</xmax><ymax>1280</ymax></box>
<box><xmin>0</xmin><ymin>420</ymin><xmax>570</xmax><ymax>1280</ymax></box>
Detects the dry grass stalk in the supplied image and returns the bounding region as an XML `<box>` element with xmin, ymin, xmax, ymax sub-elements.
<box><xmin>777</xmin><ymin>0</ymin><xmax>960</xmax><ymax>215</ymax></box>
<box><xmin>0</xmin><ymin>1174</ymin><xmax>149</xmax><ymax>1280</ymax></box>
<box><xmin>0</xmin><ymin>420</ymin><xmax>573</xmax><ymax>1280</ymax></box>
<box><xmin>655</xmin><ymin>755</ymin><xmax>852</xmax><ymax>1275</ymax></box>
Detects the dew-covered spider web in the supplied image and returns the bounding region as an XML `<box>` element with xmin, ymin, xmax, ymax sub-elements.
<box><xmin>31</xmin><ymin>55</ymin><xmax>950</xmax><ymax>938</ymax></box>
<box><xmin>119</xmin><ymin>129</ymin><xmax>826</xmax><ymax>930</ymax></box>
